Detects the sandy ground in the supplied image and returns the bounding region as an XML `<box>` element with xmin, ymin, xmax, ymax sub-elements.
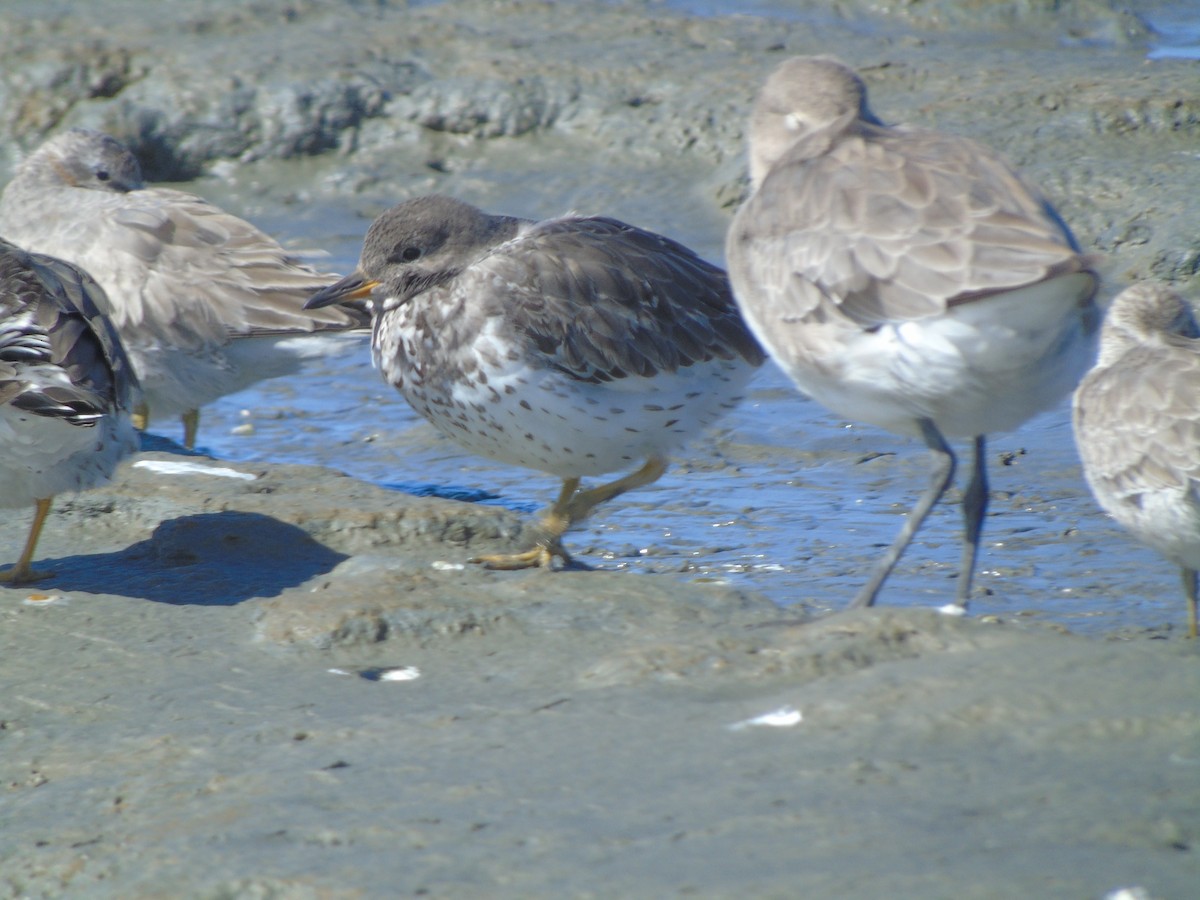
<box><xmin>2</xmin><ymin>453</ymin><xmax>1198</xmax><ymax>898</ymax></box>
<box><xmin>1</xmin><ymin>1</ymin><xmax>1199</xmax><ymax>897</ymax></box>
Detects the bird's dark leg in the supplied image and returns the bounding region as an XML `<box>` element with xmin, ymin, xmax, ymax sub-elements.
<box><xmin>953</xmin><ymin>435</ymin><xmax>989</xmax><ymax>611</ymax></box>
<box><xmin>849</xmin><ymin>419</ymin><xmax>955</xmax><ymax>609</ymax></box>
<box><xmin>1182</xmin><ymin>567</ymin><xmax>1198</xmax><ymax>639</ymax></box>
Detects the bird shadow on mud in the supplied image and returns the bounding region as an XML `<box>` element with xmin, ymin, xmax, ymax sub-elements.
<box><xmin>381</xmin><ymin>480</ymin><xmax>540</xmax><ymax>514</ymax></box>
<box><xmin>40</xmin><ymin>511</ymin><xmax>347</xmax><ymax>605</ymax></box>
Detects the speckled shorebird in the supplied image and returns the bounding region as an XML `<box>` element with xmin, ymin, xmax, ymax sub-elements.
<box><xmin>726</xmin><ymin>55</ymin><xmax>1101</xmax><ymax>610</ymax></box>
<box><xmin>306</xmin><ymin>194</ymin><xmax>765</xmax><ymax>569</ymax></box>
<box><xmin>0</xmin><ymin>238</ymin><xmax>140</xmax><ymax>584</ymax></box>
<box><xmin>0</xmin><ymin>128</ymin><xmax>367</xmax><ymax>449</ymax></box>
<box><xmin>1073</xmin><ymin>283</ymin><xmax>1200</xmax><ymax>638</ymax></box>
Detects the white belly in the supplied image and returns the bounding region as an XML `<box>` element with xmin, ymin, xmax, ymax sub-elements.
<box><xmin>765</xmin><ymin>275</ymin><xmax>1098</xmax><ymax>439</ymax></box>
<box><xmin>0</xmin><ymin>408</ymin><xmax>137</xmax><ymax>505</ymax></box>
<box><xmin>381</xmin><ymin>333</ymin><xmax>754</xmax><ymax>478</ymax></box>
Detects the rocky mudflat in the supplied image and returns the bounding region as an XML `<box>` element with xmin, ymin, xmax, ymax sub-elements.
<box><xmin>3</xmin><ymin>451</ymin><xmax>1199</xmax><ymax>898</ymax></box>
<box><xmin>1</xmin><ymin>1</ymin><xmax>1199</xmax><ymax>897</ymax></box>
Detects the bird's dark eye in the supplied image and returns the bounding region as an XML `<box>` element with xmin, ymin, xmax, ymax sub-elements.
<box><xmin>96</xmin><ymin>169</ymin><xmax>110</xmax><ymax>182</ymax></box>
<box><xmin>386</xmin><ymin>245</ymin><xmax>423</xmax><ymax>265</ymax></box>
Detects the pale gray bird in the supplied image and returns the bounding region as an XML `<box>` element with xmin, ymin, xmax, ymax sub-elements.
<box><xmin>307</xmin><ymin>194</ymin><xmax>765</xmax><ymax>569</ymax></box>
<box><xmin>726</xmin><ymin>55</ymin><xmax>1101</xmax><ymax>610</ymax></box>
<box><xmin>0</xmin><ymin>128</ymin><xmax>367</xmax><ymax>449</ymax></box>
<box><xmin>0</xmin><ymin>238</ymin><xmax>140</xmax><ymax>584</ymax></box>
<box><xmin>1073</xmin><ymin>283</ymin><xmax>1200</xmax><ymax>638</ymax></box>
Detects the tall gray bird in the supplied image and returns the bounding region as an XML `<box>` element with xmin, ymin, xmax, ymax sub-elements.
<box><xmin>1074</xmin><ymin>283</ymin><xmax>1200</xmax><ymax>638</ymax></box>
<box><xmin>0</xmin><ymin>128</ymin><xmax>367</xmax><ymax>449</ymax></box>
<box><xmin>726</xmin><ymin>56</ymin><xmax>1100</xmax><ymax>610</ymax></box>
<box><xmin>307</xmin><ymin>194</ymin><xmax>764</xmax><ymax>569</ymax></box>
<box><xmin>0</xmin><ymin>238</ymin><xmax>140</xmax><ymax>584</ymax></box>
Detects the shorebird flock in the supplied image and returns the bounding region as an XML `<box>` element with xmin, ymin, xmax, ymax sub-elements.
<box><xmin>0</xmin><ymin>56</ymin><xmax>1193</xmax><ymax>637</ymax></box>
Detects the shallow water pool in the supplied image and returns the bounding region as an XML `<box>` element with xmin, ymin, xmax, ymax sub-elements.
<box><xmin>163</xmin><ymin>201</ymin><xmax>1182</xmax><ymax>639</ymax></box>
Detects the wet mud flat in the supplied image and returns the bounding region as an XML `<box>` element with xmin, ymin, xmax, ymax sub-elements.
<box><xmin>2</xmin><ymin>0</ymin><xmax>1200</xmax><ymax>896</ymax></box>
<box><xmin>1</xmin><ymin>455</ymin><xmax>1198</xmax><ymax>899</ymax></box>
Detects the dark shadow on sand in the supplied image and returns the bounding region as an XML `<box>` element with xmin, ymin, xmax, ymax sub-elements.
<box><xmin>138</xmin><ymin>430</ymin><xmax>208</xmax><ymax>456</ymax></box>
<box><xmin>40</xmin><ymin>512</ymin><xmax>348</xmax><ymax>605</ymax></box>
<box><xmin>380</xmin><ymin>480</ymin><xmax>540</xmax><ymax>514</ymax></box>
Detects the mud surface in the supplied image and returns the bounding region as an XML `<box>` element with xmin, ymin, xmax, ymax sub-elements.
<box><xmin>3</xmin><ymin>453</ymin><xmax>1198</xmax><ymax>898</ymax></box>
<box><xmin>1</xmin><ymin>1</ymin><xmax>1199</xmax><ymax>897</ymax></box>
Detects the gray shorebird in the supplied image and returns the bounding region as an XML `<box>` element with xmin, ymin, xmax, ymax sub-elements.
<box><xmin>0</xmin><ymin>128</ymin><xmax>367</xmax><ymax>449</ymax></box>
<box><xmin>726</xmin><ymin>55</ymin><xmax>1101</xmax><ymax>610</ymax></box>
<box><xmin>306</xmin><ymin>194</ymin><xmax>764</xmax><ymax>569</ymax></box>
<box><xmin>1073</xmin><ymin>283</ymin><xmax>1200</xmax><ymax>638</ymax></box>
<box><xmin>0</xmin><ymin>238</ymin><xmax>140</xmax><ymax>584</ymax></box>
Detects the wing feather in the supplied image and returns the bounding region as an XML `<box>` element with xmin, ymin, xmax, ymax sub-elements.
<box><xmin>731</xmin><ymin>124</ymin><xmax>1094</xmax><ymax>331</ymax></box>
<box><xmin>0</xmin><ymin>240</ymin><xmax>139</xmax><ymax>427</ymax></box>
<box><xmin>1076</xmin><ymin>340</ymin><xmax>1200</xmax><ymax>505</ymax></box>
<box><xmin>476</xmin><ymin>216</ymin><xmax>764</xmax><ymax>383</ymax></box>
<box><xmin>2</xmin><ymin>186</ymin><xmax>364</xmax><ymax>354</ymax></box>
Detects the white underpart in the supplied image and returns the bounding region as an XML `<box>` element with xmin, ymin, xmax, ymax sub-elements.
<box><xmin>760</xmin><ymin>274</ymin><xmax>1096</xmax><ymax>440</ymax></box>
<box><xmin>378</xmin><ymin>310</ymin><xmax>755</xmax><ymax>479</ymax></box>
<box><xmin>0</xmin><ymin>407</ymin><xmax>137</xmax><ymax>506</ymax></box>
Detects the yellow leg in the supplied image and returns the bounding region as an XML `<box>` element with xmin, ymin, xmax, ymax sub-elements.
<box><xmin>471</xmin><ymin>456</ymin><xmax>669</xmax><ymax>571</ymax></box>
<box><xmin>182</xmin><ymin>409</ymin><xmax>201</xmax><ymax>450</ymax></box>
<box><xmin>131</xmin><ymin>402</ymin><xmax>149</xmax><ymax>432</ymax></box>
<box><xmin>563</xmin><ymin>457</ymin><xmax>668</xmax><ymax>523</ymax></box>
<box><xmin>472</xmin><ymin>478</ymin><xmax>579</xmax><ymax>570</ymax></box>
<box><xmin>0</xmin><ymin>497</ymin><xmax>54</xmax><ymax>585</ymax></box>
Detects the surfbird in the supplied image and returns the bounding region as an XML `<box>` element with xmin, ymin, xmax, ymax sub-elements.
<box><xmin>725</xmin><ymin>55</ymin><xmax>1101</xmax><ymax>610</ymax></box>
<box><xmin>1073</xmin><ymin>283</ymin><xmax>1200</xmax><ymax>638</ymax></box>
<box><xmin>0</xmin><ymin>238</ymin><xmax>140</xmax><ymax>584</ymax></box>
<box><xmin>0</xmin><ymin>128</ymin><xmax>368</xmax><ymax>449</ymax></box>
<box><xmin>306</xmin><ymin>194</ymin><xmax>765</xmax><ymax>569</ymax></box>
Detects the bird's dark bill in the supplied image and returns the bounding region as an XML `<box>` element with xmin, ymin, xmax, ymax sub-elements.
<box><xmin>305</xmin><ymin>273</ymin><xmax>380</xmax><ymax>309</ymax></box>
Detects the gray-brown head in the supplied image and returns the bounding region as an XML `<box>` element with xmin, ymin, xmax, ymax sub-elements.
<box><xmin>746</xmin><ymin>55</ymin><xmax>880</xmax><ymax>189</ymax></box>
<box><xmin>16</xmin><ymin>128</ymin><xmax>145</xmax><ymax>194</ymax></box>
<box><xmin>1098</xmin><ymin>283</ymin><xmax>1200</xmax><ymax>366</ymax></box>
<box><xmin>306</xmin><ymin>195</ymin><xmax>522</xmax><ymax>313</ymax></box>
